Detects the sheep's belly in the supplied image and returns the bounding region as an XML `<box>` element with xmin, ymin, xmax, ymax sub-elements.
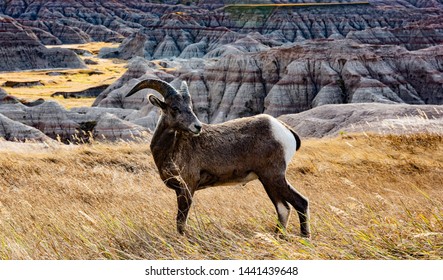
<box><xmin>199</xmin><ymin>171</ymin><xmax>258</xmax><ymax>189</ymax></box>
<box><xmin>227</xmin><ymin>172</ymin><xmax>259</xmax><ymax>186</ymax></box>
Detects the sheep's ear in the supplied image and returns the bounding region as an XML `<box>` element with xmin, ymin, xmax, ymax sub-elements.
<box><xmin>148</xmin><ymin>94</ymin><xmax>166</xmax><ymax>109</ymax></box>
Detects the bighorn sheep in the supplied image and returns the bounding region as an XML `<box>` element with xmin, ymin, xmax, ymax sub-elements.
<box><xmin>126</xmin><ymin>79</ymin><xmax>310</xmax><ymax>237</ymax></box>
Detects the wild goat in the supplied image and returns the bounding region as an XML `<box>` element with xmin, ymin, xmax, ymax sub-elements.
<box><xmin>126</xmin><ymin>79</ymin><xmax>310</xmax><ymax>237</ymax></box>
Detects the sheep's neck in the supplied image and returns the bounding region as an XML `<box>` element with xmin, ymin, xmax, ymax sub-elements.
<box><xmin>150</xmin><ymin>117</ymin><xmax>178</xmax><ymax>173</ymax></box>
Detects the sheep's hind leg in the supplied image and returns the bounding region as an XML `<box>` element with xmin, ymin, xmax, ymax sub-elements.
<box><xmin>175</xmin><ymin>188</ymin><xmax>194</xmax><ymax>235</ymax></box>
<box><xmin>274</xmin><ymin>200</ymin><xmax>291</xmax><ymax>234</ymax></box>
<box><xmin>259</xmin><ymin>178</ymin><xmax>291</xmax><ymax>234</ymax></box>
<box><xmin>282</xmin><ymin>182</ymin><xmax>310</xmax><ymax>238</ymax></box>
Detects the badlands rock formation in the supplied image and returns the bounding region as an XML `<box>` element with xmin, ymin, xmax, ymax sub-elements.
<box><xmin>0</xmin><ymin>16</ymin><xmax>85</xmax><ymax>71</ymax></box>
<box><xmin>96</xmin><ymin>1</ymin><xmax>443</xmax><ymax>60</ymax></box>
<box><xmin>1</xmin><ymin>88</ymin><xmax>148</xmax><ymax>142</ymax></box>
<box><xmin>94</xmin><ymin>39</ymin><xmax>443</xmax><ymax>127</ymax></box>
<box><xmin>0</xmin><ymin>112</ymin><xmax>52</xmax><ymax>142</ymax></box>
<box><xmin>87</xmin><ymin>0</ymin><xmax>443</xmax><ymax>130</ymax></box>
<box><xmin>279</xmin><ymin>103</ymin><xmax>443</xmax><ymax>138</ymax></box>
<box><xmin>1</xmin><ymin>1</ymin><xmax>443</xmax><ymax>142</ymax></box>
<box><xmin>0</xmin><ymin>99</ymin><xmax>148</xmax><ymax>142</ymax></box>
<box><xmin>1</xmin><ymin>1</ymin><xmax>442</xmax><ymax>57</ymax></box>
<box><xmin>0</xmin><ymin>88</ymin><xmax>19</xmax><ymax>105</ymax></box>
<box><xmin>51</xmin><ymin>84</ymin><xmax>109</xmax><ymax>99</ymax></box>
<box><xmin>3</xmin><ymin>91</ymin><xmax>442</xmax><ymax>142</ymax></box>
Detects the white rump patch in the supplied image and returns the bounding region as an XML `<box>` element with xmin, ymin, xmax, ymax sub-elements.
<box><xmin>269</xmin><ymin>117</ymin><xmax>298</xmax><ymax>165</ymax></box>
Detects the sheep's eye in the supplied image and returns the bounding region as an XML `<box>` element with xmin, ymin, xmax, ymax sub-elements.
<box><xmin>171</xmin><ymin>106</ymin><xmax>180</xmax><ymax>113</ymax></box>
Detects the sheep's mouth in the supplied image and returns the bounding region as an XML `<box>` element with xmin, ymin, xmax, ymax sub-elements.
<box><xmin>188</xmin><ymin>123</ymin><xmax>202</xmax><ymax>135</ymax></box>
<box><xmin>190</xmin><ymin>128</ymin><xmax>201</xmax><ymax>136</ymax></box>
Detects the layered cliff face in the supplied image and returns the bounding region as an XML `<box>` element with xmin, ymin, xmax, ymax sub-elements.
<box><xmin>97</xmin><ymin>2</ymin><xmax>443</xmax><ymax>60</ymax></box>
<box><xmin>0</xmin><ymin>16</ymin><xmax>85</xmax><ymax>71</ymax></box>
<box><xmin>80</xmin><ymin>0</ymin><xmax>443</xmax><ymax>125</ymax></box>
<box><xmin>0</xmin><ymin>0</ymin><xmax>181</xmax><ymax>44</ymax></box>
<box><xmin>1</xmin><ymin>1</ymin><xmax>442</xmax><ymax>53</ymax></box>
<box><xmin>94</xmin><ymin>39</ymin><xmax>443</xmax><ymax>126</ymax></box>
<box><xmin>0</xmin><ymin>112</ymin><xmax>53</xmax><ymax>142</ymax></box>
<box><xmin>1</xmin><ymin>85</ymin><xmax>149</xmax><ymax>142</ymax></box>
<box><xmin>0</xmin><ymin>99</ymin><xmax>149</xmax><ymax>142</ymax></box>
<box><xmin>1</xmin><ymin>0</ymin><xmax>443</xmax><ymax>142</ymax></box>
<box><xmin>1</xmin><ymin>39</ymin><xmax>442</xmax><ymax>142</ymax></box>
<box><xmin>278</xmin><ymin>103</ymin><xmax>443</xmax><ymax>138</ymax></box>
<box><xmin>2</xmin><ymin>1</ymin><xmax>442</xmax><ymax>71</ymax></box>
<box><xmin>261</xmin><ymin>41</ymin><xmax>443</xmax><ymax>116</ymax></box>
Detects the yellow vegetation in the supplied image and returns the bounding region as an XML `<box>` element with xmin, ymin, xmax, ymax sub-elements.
<box><xmin>0</xmin><ymin>42</ymin><xmax>126</xmax><ymax>109</ymax></box>
<box><xmin>0</xmin><ymin>133</ymin><xmax>442</xmax><ymax>259</ymax></box>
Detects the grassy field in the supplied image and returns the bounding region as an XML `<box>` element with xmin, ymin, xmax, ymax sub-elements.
<box><xmin>0</xmin><ymin>42</ymin><xmax>126</xmax><ymax>109</ymax></box>
<box><xmin>0</xmin><ymin>132</ymin><xmax>442</xmax><ymax>260</ymax></box>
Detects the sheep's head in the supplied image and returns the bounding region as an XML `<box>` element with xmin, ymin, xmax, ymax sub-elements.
<box><xmin>125</xmin><ymin>79</ymin><xmax>202</xmax><ymax>135</ymax></box>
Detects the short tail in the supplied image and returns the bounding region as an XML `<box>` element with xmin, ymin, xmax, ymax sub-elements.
<box><xmin>290</xmin><ymin>129</ymin><xmax>301</xmax><ymax>151</ymax></box>
<box><xmin>278</xmin><ymin>119</ymin><xmax>302</xmax><ymax>151</ymax></box>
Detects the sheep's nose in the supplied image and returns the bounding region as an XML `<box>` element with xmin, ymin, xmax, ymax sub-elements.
<box><xmin>189</xmin><ymin>122</ymin><xmax>202</xmax><ymax>135</ymax></box>
<box><xmin>194</xmin><ymin>124</ymin><xmax>202</xmax><ymax>133</ymax></box>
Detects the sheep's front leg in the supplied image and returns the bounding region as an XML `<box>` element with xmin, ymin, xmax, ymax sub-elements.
<box><xmin>175</xmin><ymin>188</ymin><xmax>193</xmax><ymax>235</ymax></box>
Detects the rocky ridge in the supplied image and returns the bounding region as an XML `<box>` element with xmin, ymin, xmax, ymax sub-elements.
<box><xmin>1</xmin><ymin>1</ymin><xmax>443</xmax><ymax>142</ymax></box>
<box><xmin>1</xmin><ymin>1</ymin><xmax>442</xmax><ymax>56</ymax></box>
<box><xmin>2</xmin><ymin>95</ymin><xmax>442</xmax><ymax>143</ymax></box>
<box><xmin>0</xmin><ymin>89</ymin><xmax>149</xmax><ymax>142</ymax></box>
<box><xmin>0</xmin><ymin>112</ymin><xmax>53</xmax><ymax>142</ymax></box>
<box><xmin>0</xmin><ymin>16</ymin><xmax>86</xmax><ymax>71</ymax></box>
<box><xmin>279</xmin><ymin>103</ymin><xmax>443</xmax><ymax>138</ymax></box>
<box><xmin>94</xmin><ymin>39</ymin><xmax>443</xmax><ymax>126</ymax></box>
<box><xmin>98</xmin><ymin>1</ymin><xmax>443</xmax><ymax>60</ymax></box>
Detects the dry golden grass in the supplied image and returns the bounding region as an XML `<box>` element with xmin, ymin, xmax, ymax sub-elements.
<box><xmin>46</xmin><ymin>42</ymin><xmax>120</xmax><ymax>56</ymax></box>
<box><xmin>0</xmin><ymin>42</ymin><xmax>125</xmax><ymax>109</ymax></box>
<box><xmin>0</xmin><ymin>133</ymin><xmax>442</xmax><ymax>260</ymax></box>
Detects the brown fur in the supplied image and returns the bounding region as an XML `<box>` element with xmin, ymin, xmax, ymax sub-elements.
<box><xmin>127</xmin><ymin>79</ymin><xmax>310</xmax><ymax>237</ymax></box>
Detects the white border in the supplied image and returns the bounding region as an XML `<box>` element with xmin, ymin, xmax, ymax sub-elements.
<box><xmin>0</xmin><ymin>260</ymin><xmax>441</xmax><ymax>280</ymax></box>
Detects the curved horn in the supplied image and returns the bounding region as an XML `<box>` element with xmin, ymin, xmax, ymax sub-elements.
<box><xmin>125</xmin><ymin>79</ymin><xmax>179</xmax><ymax>98</ymax></box>
<box><xmin>179</xmin><ymin>81</ymin><xmax>190</xmax><ymax>98</ymax></box>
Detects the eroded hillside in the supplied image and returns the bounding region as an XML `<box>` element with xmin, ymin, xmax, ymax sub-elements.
<box><xmin>0</xmin><ymin>1</ymin><xmax>442</xmax><ymax>142</ymax></box>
